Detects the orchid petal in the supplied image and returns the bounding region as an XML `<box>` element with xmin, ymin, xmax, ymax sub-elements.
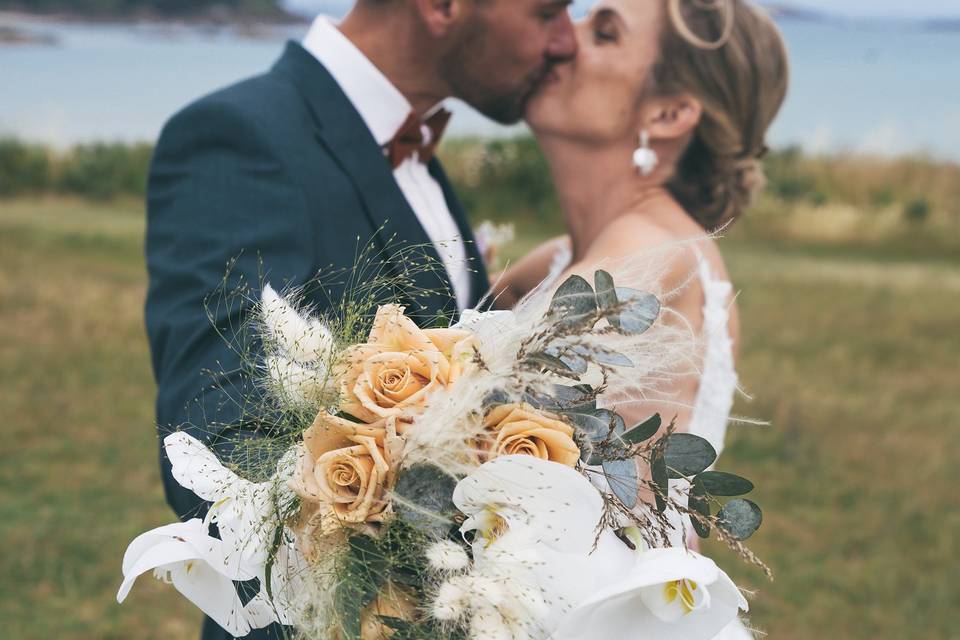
<box><xmin>117</xmin><ymin>519</ymin><xmax>269</xmax><ymax>637</ymax></box>
<box><xmin>453</xmin><ymin>455</ymin><xmax>606</xmax><ymax>554</ymax></box>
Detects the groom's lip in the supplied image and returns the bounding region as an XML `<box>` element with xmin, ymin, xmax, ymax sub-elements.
<box><xmin>529</xmin><ymin>65</ymin><xmax>560</xmax><ymax>95</ymax></box>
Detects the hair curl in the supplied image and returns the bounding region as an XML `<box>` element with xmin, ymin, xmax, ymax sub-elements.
<box><xmin>653</xmin><ymin>0</ymin><xmax>789</xmax><ymax>231</ymax></box>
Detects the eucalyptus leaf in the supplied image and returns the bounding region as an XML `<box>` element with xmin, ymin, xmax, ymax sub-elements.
<box><xmin>616</xmin><ymin>287</ymin><xmax>661</xmax><ymax>334</ymax></box>
<box><xmin>594</xmin><ymin>270</ymin><xmax>620</xmax><ymax>329</ymax></box>
<box><xmin>698</xmin><ymin>471</ymin><xmax>755</xmax><ymax>496</ymax></box>
<box><xmin>482</xmin><ymin>389</ymin><xmax>511</xmax><ymax>409</ymax></box>
<box><xmin>651</xmin><ymin>452</ymin><xmax>669</xmax><ymax>513</ymax></box>
<box><xmin>622</xmin><ymin>414</ymin><xmax>662</xmax><ymax>445</ymax></box>
<box><xmin>602</xmin><ymin>458</ymin><xmax>638</xmax><ymax>509</ymax></box>
<box><xmin>524</xmin><ymin>384</ymin><xmax>595</xmax><ymax>412</ymax></box>
<box><xmin>665</xmin><ymin>433</ymin><xmax>718</xmax><ymax>478</ymax></box>
<box><xmin>550</xmin><ymin>275</ymin><xmax>598</xmax><ymax>327</ymax></box>
<box><xmin>392</xmin><ymin>465</ymin><xmax>458</xmax><ymax>536</ymax></box>
<box><xmin>717</xmin><ymin>498</ymin><xmax>763</xmax><ymax>540</ymax></box>
<box><xmin>546</xmin><ymin>347</ymin><xmax>588</xmax><ymax>374</ymax></box>
<box><xmin>689</xmin><ymin>477</ymin><xmax>712</xmax><ymax>539</ymax></box>
<box><xmin>524</xmin><ymin>351</ymin><xmax>578</xmax><ymax>378</ymax></box>
<box><xmin>573</xmin><ymin>344</ymin><xmax>634</xmax><ymax>367</ymax></box>
<box><xmin>565</xmin><ymin>409</ymin><xmax>624</xmax><ymax>442</ymax></box>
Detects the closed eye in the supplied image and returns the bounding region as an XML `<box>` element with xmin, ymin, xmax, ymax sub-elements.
<box><xmin>592</xmin><ymin>8</ymin><xmax>622</xmax><ymax>44</ymax></box>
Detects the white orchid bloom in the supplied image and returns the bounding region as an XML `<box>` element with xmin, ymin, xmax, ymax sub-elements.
<box><xmin>556</xmin><ymin>547</ymin><xmax>748</xmax><ymax>640</ymax></box>
<box><xmin>118</xmin><ymin>433</ymin><xmax>305</xmax><ymax>633</ymax></box>
<box><xmin>165</xmin><ymin>431</ymin><xmax>279</xmax><ymax>573</ymax></box>
<box><xmin>117</xmin><ymin>519</ymin><xmax>265</xmax><ymax>637</ymax></box>
<box><xmin>261</xmin><ymin>283</ymin><xmax>335</xmax><ymax>407</ymax></box>
<box><xmin>452</xmin><ymin>456</ymin><xmax>633</xmax><ymax>637</ymax></box>
<box><xmin>452</xmin><ymin>456</ymin><xmax>747</xmax><ymax>640</ymax></box>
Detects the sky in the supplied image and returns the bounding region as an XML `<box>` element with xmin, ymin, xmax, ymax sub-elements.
<box><xmin>775</xmin><ymin>0</ymin><xmax>960</xmax><ymax>19</ymax></box>
<box><xmin>283</xmin><ymin>0</ymin><xmax>960</xmax><ymax>20</ymax></box>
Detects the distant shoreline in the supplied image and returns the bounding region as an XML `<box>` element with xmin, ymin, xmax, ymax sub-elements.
<box><xmin>0</xmin><ymin>7</ymin><xmax>307</xmax><ymax>28</ymax></box>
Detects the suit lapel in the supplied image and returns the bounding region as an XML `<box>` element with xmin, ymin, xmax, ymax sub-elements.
<box><xmin>271</xmin><ymin>42</ymin><xmax>456</xmax><ymax>321</ymax></box>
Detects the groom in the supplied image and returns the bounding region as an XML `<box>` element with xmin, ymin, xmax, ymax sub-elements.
<box><xmin>144</xmin><ymin>1</ymin><xmax>576</xmax><ymax>638</ymax></box>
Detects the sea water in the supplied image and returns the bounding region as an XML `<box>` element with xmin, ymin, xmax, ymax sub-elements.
<box><xmin>2</xmin><ymin>12</ymin><xmax>959</xmax><ymax>160</ymax></box>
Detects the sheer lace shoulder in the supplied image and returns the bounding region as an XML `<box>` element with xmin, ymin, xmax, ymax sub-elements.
<box><xmin>688</xmin><ymin>250</ymin><xmax>739</xmax><ymax>458</ymax></box>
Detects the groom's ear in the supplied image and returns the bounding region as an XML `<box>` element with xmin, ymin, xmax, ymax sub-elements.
<box><xmin>645</xmin><ymin>95</ymin><xmax>703</xmax><ymax>141</ymax></box>
<box><xmin>415</xmin><ymin>0</ymin><xmax>469</xmax><ymax>37</ymax></box>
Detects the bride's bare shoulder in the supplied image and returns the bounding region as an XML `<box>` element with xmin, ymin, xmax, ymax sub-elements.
<box><xmin>583</xmin><ymin>214</ymin><xmax>701</xmax><ymax>286</ymax></box>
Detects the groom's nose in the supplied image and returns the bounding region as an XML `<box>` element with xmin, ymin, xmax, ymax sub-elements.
<box><xmin>546</xmin><ymin>14</ymin><xmax>579</xmax><ymax>61</ymax></box>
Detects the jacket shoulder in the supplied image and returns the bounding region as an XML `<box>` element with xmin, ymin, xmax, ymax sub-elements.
<box><xmin>160</xmin><ymin>69</ymin><xmax>305</xmax><ymax>140</ymax></box>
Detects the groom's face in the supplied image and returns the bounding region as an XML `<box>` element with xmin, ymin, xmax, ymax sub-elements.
<box><xmin>441</xmin><ymin>0</ymin><xmax>578</xmax><ymax>124</ymax></box>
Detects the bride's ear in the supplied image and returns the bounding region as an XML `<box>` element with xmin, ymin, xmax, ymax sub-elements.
<box><xmin>643</xmin><ymin>94</ymin><xmax>703</xmax><ymax>141</ymax></box>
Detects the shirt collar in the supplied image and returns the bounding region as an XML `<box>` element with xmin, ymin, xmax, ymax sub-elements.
<box><xmin>302</xmin><ymin>15</ymin><xmax>414</xmax><ymax>147</ymax></box>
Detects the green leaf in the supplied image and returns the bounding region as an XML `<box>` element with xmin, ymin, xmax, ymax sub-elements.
<box><xmin>546</xmin><ymin>347</ymin><xmax>588</xmax><ymax>374</ymax></box>
<box><xmin>651</xmin><ymin>451</ymin><xmax>669</xmax><ymax>513</ymax></box>
<box><xmin>524</xmin><ymin>384</ymin><xmax>595</xmax><ymax>412</ymax></box>
<box><xmin>550</xmin><ymin>275</ymin><xmax>597</xmax><ymax>327</ymax></box>
<box><xmin>392</xmin><ymin>465</ymin><xmax>458</xmax><ymax>537</ymax></box>
<box><xmin>664</xmin><ymin>433</ymin><xmax>717</xmax><ymax>478</ymax></box>
<box><xmin>717</xmin><ymin>498</ymin><xmax>763</xmax><ymax>540</ymax></box>
<box><xmin>524</xmin><ymin>351</ymin><xmax>579</xmax><ymax>378</ymax></box>
<box><xmin>621</xmin><ymin>414</ymin><xmax>662</xmax><ymax>444</ymax></box>
<box><xmin>616</xmin><ymin>287</ymin><xmax>660</xmax><ymax>334</ymax></box>
<box><xmin>565</xmin><ymin>409</ymin><xmax>624</xmax><ymax>442</ymax></box>
<box><xmin>336</xmin><ymin>535</ymin><xmax>387</xmax><ymax>639</ymax></box>
<box><xmin>579</xmin><ymin>345</ymin><xmax>634</xmax><ymax>368</ymax></box>
<box><xmin>594</xmin><ymin>270</ymin><xmax>620</xmax><ymax>329</ymax></box>
<box><xmin>689</xmin><ymin>477</ymin><xmax>711</xmax><ymax>538</ymax></box>
<box><xmin>602</xmin><ymin>458</ymin><xmax>638</xmax><ymax>508</ymax></box>
<box><xmin>698</xmin><ymin>471</ymin><xmax>755</xmax><ymax>496</ymax></box>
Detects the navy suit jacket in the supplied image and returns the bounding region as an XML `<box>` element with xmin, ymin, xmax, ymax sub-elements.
<box><xmin>144</xmin><ymin>41</ymin><xmax>488</xmax><ymax>639</ymax></box>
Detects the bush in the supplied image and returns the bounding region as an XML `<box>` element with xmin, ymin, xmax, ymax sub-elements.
<box><xmin>903</xmin><ymin>198</ymin><xmax>931</xmax><ymax>225</ymax></box>
<box><xmin>441</xmin><ymin>137</ymin><xmax>560</xmax><ymax>228</ymax></box>
<box><xmin>0</xmin><ymin>138</ymin><xmax>52</xmax><ymax>196</ymax></box>
<box><xmin>57</xmin><ymin>142</ymin><xmax>153</xmax><ymax>199</ymax></box>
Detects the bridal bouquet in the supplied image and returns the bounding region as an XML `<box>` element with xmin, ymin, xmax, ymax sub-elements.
<box><xmin>118</xmin><ymin>268</ymin><xmax>764</xmax><ymax>639</ymax></box>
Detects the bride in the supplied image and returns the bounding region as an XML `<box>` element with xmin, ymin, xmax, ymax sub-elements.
<box><xmin>494</xmin><ymin>0</ymin><xmax>788</xmax><ymax>633</ymax></box>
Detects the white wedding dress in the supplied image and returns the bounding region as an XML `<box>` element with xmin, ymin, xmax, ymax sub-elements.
<box><xmin>542</xmin><ymin>244</ymin><xmax>754</xmax><ymax>640</ymax></box>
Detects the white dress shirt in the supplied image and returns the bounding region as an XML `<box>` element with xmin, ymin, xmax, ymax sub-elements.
<box><xmin>302</xmin><ymin>16</ymin><xmax>472</xmax><ymax>310</ymax></box>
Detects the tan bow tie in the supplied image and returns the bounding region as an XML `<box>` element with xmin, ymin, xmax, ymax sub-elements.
<box><xmin>385</xmin><ymin>108</ymin><xmax>451</xmax><ymax>169</ymax></box>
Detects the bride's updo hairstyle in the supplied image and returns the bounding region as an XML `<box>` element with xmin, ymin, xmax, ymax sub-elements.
<box><xmin>652</xmin><ymin>0</ymin><xmax>788</xmax><ymax>231</ymax></box>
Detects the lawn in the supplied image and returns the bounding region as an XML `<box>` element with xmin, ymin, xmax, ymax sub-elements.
<box><xmin>0</xmin><ymin>197</ymin><xmax>957</xmax><ymax>639</ymax></box>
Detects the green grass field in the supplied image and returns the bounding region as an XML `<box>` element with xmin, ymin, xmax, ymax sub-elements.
<box><xmin>1</xmin><ymin>197</ymin><xmax>958</xmax><ymax>639</ymax></box>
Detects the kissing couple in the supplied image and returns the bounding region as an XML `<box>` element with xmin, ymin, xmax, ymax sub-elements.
<box><xmin>143</xmin><ymin>1</ymin><xmax>787</xmax><ymax>638</ymax></box>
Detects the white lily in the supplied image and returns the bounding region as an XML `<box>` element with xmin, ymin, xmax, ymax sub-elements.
<box><xmin>118</xmin><ymin>432</ymin><xmax>304</xmax><ymax>634</ymax></box>
<box><xmin>451</xmin><ymin>455</ymin><xmax>747</xmax><ymax>640</ymax></box>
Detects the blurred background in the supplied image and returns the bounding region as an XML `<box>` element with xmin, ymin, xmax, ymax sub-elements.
<box><xmin>1</xmin><ymin>1</ymin><xmax>958</xmax><ymax>638</ymax></box>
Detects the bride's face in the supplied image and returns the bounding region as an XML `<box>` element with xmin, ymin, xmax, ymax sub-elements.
<box><xmin>526</xmin><ymin>0</ymin><xmax>663</xmax><ymax>142</ymax></box>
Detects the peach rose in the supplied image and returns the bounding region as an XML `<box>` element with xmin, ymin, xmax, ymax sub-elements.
<box><xmin>289</xmin><ymin>412</ymin><xmax>406</xmax><ymax>561</ymax></box>
<box><xmin>338</xmin><ymin>305</ymin><xmax>475</xmax><ymax>423</ymax></box>
<box><xmin>480</xmin><ymin>403</ymin><xmax>580</xmax><ymax>467</ymax></box>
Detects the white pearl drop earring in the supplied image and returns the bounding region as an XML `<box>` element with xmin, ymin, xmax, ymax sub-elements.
<box><xmin>632</xmin><ymin>130</ymin><xmax>659</xmax><ymax>177</ymax></box>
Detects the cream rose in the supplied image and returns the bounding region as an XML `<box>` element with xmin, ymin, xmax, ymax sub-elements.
<box><xmin>338</xmin><ymin>304</ymin><xmax>475</xmax><ymax>423</ymax></box>
<box><xmin>481</xmin><ymin>403</ymin><xmax>581</xmax><ymax>467</ymax></box>
<box><xmin>289</xmin><ymin>412</ymin><xmax>405</xmax><ymax>561</ymax></box>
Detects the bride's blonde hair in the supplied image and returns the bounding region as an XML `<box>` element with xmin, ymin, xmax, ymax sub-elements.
<box><xmin>652</xmin><ymin>0</ymin><xmax>789</xmax><ymax>231</ymax></box>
